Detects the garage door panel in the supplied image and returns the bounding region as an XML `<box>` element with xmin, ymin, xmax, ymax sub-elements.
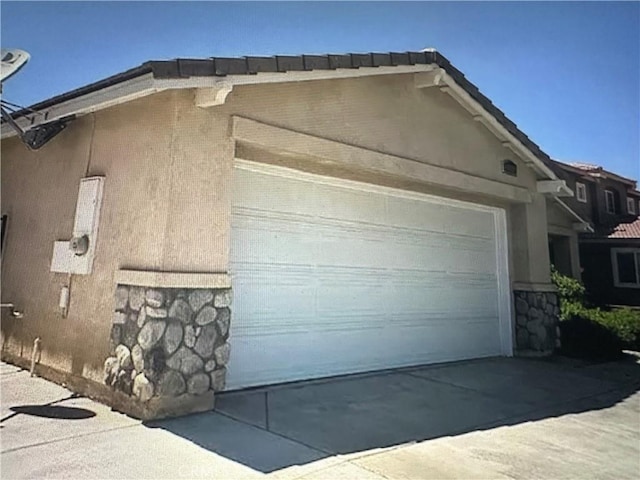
<box><xmin>449</xmin><ymin>249</ymin><xmax>497</xmax><ymax>274</ymax></box>
<box><xmin>378</xmin><ymin>232</ymin><xmax>496</xmax><ymax>272</ymax></box>
<box><xmin>229</xmin><ymin>320</ymin><xmax>502</xmax><ymax>388</ymax></box>
<box><xmin>388</xmin><ymin>285</ymin><xmax>498</xmax><ymax>315</ymax></box>
<box><xmin>387</xmin><ymin>231</ymin><xmax>497</xmax><ymax>262</ymax></box>
<box><xmin>233</xmin><ymin>169</ymin><xmax>320</xmax><ymax>216</ymax></box>
<box><xmin>386</xmin><ymin>196</ymin><xmax>447</xmax><ymax>231</ymax></box>
<box><xmin>317</xmin><ymin>237</ymin><xmax>394</xmax><ymax>268</ymax></box>
<box><xmin>233</xmin><ymin>275</ymin><xmax>499</xmax><ymax>324</ymax></box>
<box><xmin>232</xmin><ymin>226</ymin><xmax>320</xmax><ymax>266</ymax></box>
<box><xmin>316</xmin><ymin>287</ymin><xmax>392</xmax><ymax>315</ymax></box>
<box><xmin>317</xmin><ymin>229</ymin><xmax>496</xmax><ymax>273</ymax></box>
<box><xmin>233</xmin><ymin>232</ymin><xmax>318</xmax><ymax>265</ymax></box>
<box><xmin>444</xmin><ymin>206</ymin><xmax>496</xmax><ymax>238</ymax></box>
<box><xmin>236</xmin><ymin>209</ymin><xmax>496</xmax><ymax>273</ymax></box>
<box><xmin>232</xmin><ymin>288</ymin><xmax>316</xmax><ymax>324</ymax></box>
<box><xmin>228</xmin><ymin>162</ymin><xmax>511</xmax><ymax>390</ymax></box>
<box><xmin>317</xmin><ymin>184</ymin><xmax>387</xmax><ymax>224</ymax></box>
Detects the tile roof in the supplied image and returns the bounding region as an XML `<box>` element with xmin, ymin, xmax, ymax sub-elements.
<box><xmin>6</xmin><ymin>50</ymin><xmax>556</xmax><ymax>172</ymax></box>
<box><xmin>589</xmin><ymin>216</ymin><xmax>640</xmax><ymax>239</ymax></box>
<box><xmin>608</xmin><ymin>217</ymin><xmax>640</xmax><ymax>239</ymax></box>
<box><xmin>569</xmin><ymin>162</ymin><xmax>601</xmax><ymax>172</ymax></box>
<box><xmin>553</xmin><ymin>160</ymin><xmax>638</xmax><ymax>187</ymax></box>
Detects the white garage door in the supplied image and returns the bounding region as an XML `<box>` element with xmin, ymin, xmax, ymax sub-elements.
<box><xmin>227</xmin><ymin>160</ymin><xmax>512</xmax><ymax>390</ymax></box>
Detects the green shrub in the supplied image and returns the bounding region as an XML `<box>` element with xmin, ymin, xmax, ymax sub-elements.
<box><xmin>551</xmin><ymin>267</ymin><xmax>640</xmax><ymax>356</ymax></box>
<box><xmin>560</xmin><ymin>304</ymin><xmax>640</xmax><ymax>350</ymax></box>
<box><xmin>558</xmin><ymin>299</ymin><xmax>586</xmax><ymax>322</ymax></box>
<box><xmin>595</xmin><ymin>308</ymin><xmax>640</xmax><ymax>350</ymax></box>
<box><xmin>551</xmin><ymin>266</ymin><xmax>585</xmax><ymax>306</ymax></box>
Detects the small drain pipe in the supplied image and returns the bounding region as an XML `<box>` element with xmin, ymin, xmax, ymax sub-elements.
<box><xmin>30</xmin><ymin>337</ymin><xmax>41</xmax><ymax>377</ymax></box>
<box><xmin>59</xmin><ymin>285</ymin><xmax>70</xmax><ymax>318</ymax></box>
<box><xmin>0</xmin><ymin>303</ymin><xmax>23</xmax><ymax>318</ymax></box>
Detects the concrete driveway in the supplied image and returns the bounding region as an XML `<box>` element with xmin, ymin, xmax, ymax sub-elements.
<box><xmin>2</xmin><ymin>355</ymin><xmax>639</xmax><ymax>479</ymax></box>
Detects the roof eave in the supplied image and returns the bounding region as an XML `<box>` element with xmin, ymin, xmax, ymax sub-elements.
<box><xmin>1</xmin><ymin>51</ymin><xmax>561</xmax><ymax>182</ymax></box>
<box><xmin>553</xmin><ymin>197</ymin><xmax>594</xmax><ymax>233</ymax></box>
<box><xmin>550</xmin><ymin>160</ymin><xmax>598</xmax><ymax>181</ymax></box>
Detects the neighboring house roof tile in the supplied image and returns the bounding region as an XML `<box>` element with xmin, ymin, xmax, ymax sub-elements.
<box><xmin>567</xmin><ymin>162</ymin><xmax>637</xmax><ymax>186</ymax></box>
<box><xmin>552</xmin><ymin>159</ymin><xmax>638</xmax><ymax>190</ymax></box>
<box><xmin>569</xmin><ymin>162</ymin><xmax>601</xmax><ymax>172</ymax></box>
<box><xmin>607</xmin><ymin>217</ymin><xmax>640</xmax><ymax>239</ymax></box>
<box><xmin>550</xmin><ymin>159</ymin><xmax>596</xmax><ymax>180</ymax></box>
<box><xmin>587</xmin><ymin>217</ymin><xmax>640</xmax><ymax>240</ymax></box>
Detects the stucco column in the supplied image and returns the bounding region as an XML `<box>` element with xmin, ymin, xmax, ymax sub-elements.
<box><xmin>510</xmin><ymin>193</ymin><xmax>559</xmax><ymax>355</ymax></box>
<box><xmin>511</xmin><ymin>193</ymin><xmax>552</xmax><ymax>286</ymax></box>
<box><xmin>160</xmin><ymin>91</ymin><xmax>235</xmax><ymax>273</ymax></box>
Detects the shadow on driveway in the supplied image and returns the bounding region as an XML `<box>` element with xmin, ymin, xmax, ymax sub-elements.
<box><xmin>0</xmin><ymin>393</ymin><xmax>93</xmax><ymax>424</ymax></box>
<box><xmin>146</xmin><ymin>355</ymin><xmax>640</xmax><ymax>473</ymax></box>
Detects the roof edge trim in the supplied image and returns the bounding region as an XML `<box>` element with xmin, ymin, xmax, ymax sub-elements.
<box><xmin>0</xmin><ymin>51</ymin><xmax>560</xmax><ymax>182</ymax></box>
<box><xmin>437</xmin><ymin>71</ymin><xmax>558</xmax><ymax>180</ymax></box>
<box><xmin>2</xmin><ymin>72</ymin><xmax>156</xmax><ymax>139</ymax></box>
<box><xmin>554</xmin><ymin>197</ymin><xmax>593</xmax><ymax>232</ymax></box>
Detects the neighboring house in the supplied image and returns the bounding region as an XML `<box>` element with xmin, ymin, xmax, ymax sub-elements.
<box><xmin>551</xmin><ymin>160</ymin><xmax>640</xmax><ymax>306</ymax></box>
<box><xmin>1</xmin><ymin>50</ymin><xmax>588</xmax><ymax>419</ymax></box>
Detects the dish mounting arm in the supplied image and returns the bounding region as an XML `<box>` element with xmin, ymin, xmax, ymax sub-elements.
<box><xmin>1</xmin><ymin>103</ymin><xmax>73</xmax><ymax>150</ymax></box>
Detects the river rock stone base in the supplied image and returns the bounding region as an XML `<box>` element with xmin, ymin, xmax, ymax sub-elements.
<box><xmin>104</xmin><ymin>284</ymin><xmax>231</xmax><ymax>419</ymax></box>
<box><xmin>514</xmin><ymin>290</ymin><xmax>560</xmax><ymax>355</ymax></box>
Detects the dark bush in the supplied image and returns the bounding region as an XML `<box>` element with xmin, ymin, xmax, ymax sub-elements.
<box><xmin>559</xmin><ymin>315</ymin><xmax>625</xmax><ymax>361</ymax></box>
<box><xmin>551</xmin><ymin>266</ymin><xmax>640</xmax><ymax>356</ymax></box>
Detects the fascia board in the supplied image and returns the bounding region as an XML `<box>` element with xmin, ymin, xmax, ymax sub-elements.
<box><xmin>1</xmin><ymin>73</ymin><xmax>156</xmax><ymax>139</ymax></box>
<box><xmin>439</xmin><ymin>71</ymin><xmax>558</xmax><ymax>181</ymax></box>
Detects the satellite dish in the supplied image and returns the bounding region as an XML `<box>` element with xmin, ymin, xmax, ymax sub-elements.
<box><xmin>0</xmin><ymin>48</ymin><xmax>71</xmax><ymax>149</ymax></box>
<box><xmin>1</xmin><ymin>49</ymin><xmax>30</xmax><ymax>83</ymax></box>
<box><xmin>1</xmin><ymin>48</ymin><xmax>73</xmax><ymax>149</ymax></box>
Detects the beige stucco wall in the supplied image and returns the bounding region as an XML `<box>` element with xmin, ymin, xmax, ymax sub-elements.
<box><xmin>1</xmin><ymin>72</ymin><xmax>551</xmax><ymax>381</ymax></box>
<box><xmin>2</xmin><ymin>116</ymin><xmax>94</xmax><ymax>376</ymax></box>
<box><xmin>1</xmin><ymin>90</ymin><xmax>233</xmax><ymax>380</ymax></box>
<box><xmin>226</xmin><ymin>74</ymin><xmax>537</xmax><ymax>190</ymax></box>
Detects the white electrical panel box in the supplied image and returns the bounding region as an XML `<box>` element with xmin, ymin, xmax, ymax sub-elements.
<box><xmin>50</xmin><ymin>241</ymin><xmax>73</xmax><ymax>273</ymax></box>
<box><xmin>73</xmin><ymin>177</ymin><xmax>103</xmax><ymax>236</ymax></box>
<box><xmin>50</xmin><ymin>176</ymin><xmax>105</xmax><ymax>275</ymax></box>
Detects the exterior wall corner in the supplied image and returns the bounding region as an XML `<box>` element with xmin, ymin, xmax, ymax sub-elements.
<box><xmin>513</xmin><ymin>289</ymin><xmax>560</xmax><ymax>356</ymax></box>
<box><xmin>103</xmin><ymin>283</ymin><xmax>232</xmax><ymax>419</ymax></box>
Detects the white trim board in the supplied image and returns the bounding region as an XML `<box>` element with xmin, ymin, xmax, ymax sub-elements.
<box><xmin>1</xmin><ymin>73</ymin><xmax>157</xmax><ymax>139</ymax></box>
<box><xmin>437</xmin><ymin>70</ymin><xmax>560</xmax><ymax>181</ymax></box>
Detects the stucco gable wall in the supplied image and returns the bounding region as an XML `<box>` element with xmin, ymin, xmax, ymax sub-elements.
<box><xmin>221</xmin><ymin>73</ymin><xmax>538</xmax><ymax>191</ymax></box>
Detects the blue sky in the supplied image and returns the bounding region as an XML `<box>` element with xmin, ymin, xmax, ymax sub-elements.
<box><xmin>2</xmin><ymin>1</ymin><xmax>639</xmax><ymax>179</ymax></box>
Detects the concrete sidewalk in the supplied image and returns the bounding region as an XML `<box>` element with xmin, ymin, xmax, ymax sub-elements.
<box><xmin>1</xmin><ymin>356</ymin><xmax>639</xmax><ymax>479</ymax></box>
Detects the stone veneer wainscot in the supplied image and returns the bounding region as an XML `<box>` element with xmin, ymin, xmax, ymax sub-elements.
<box><xmin>104</xmin><ymin>284</ymin><xmax>231</xmax><ymax>419</ymax></box>
<box><xmin>514</xmin><ymin>290</ymin><xmax>560</xmax><ymax>354</ymax></box>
